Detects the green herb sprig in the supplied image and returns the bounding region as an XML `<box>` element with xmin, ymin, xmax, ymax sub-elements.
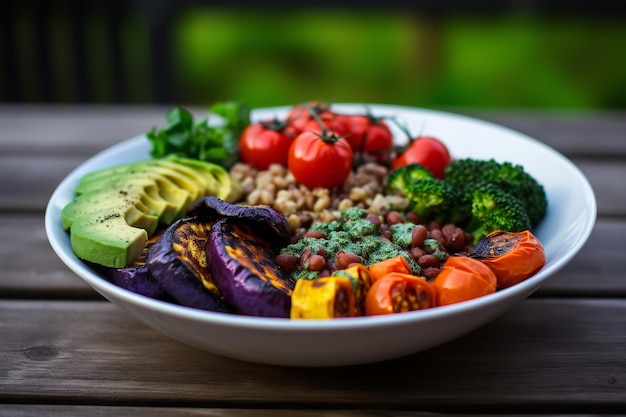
<box><xmin>147</xmin><ymin>101</ymin><xmax>250</xmax><ymax>168</ymax></box>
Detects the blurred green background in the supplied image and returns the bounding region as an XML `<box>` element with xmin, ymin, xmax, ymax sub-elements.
<box><xmin>5</xmin><ymin>5</ymin><xmax>626</xmax><ymax>109</ymax></box>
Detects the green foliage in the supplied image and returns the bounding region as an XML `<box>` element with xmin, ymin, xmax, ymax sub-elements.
<box><xmin>171</xmin><ymin>10</ymin><xmax>626</xmax><ymax>109</ymax></box>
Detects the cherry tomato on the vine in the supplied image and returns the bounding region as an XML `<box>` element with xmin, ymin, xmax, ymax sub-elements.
<box><xmin>286</xmin><ymin>101</ymin><xmax>337</xmax><ymax>136</ymax></box>
<box><xmin>302</xmin><ymin>114</ymin><xmax>351</xmax><ymax>138</ymax></box>
<box><xmin>288</xmin><ymin>130</ymin><xmax>354</xmax><ymax>189</ymax></box>
<box><xmin>391</xmin><ymin>136</ymin><xmax>450</xmax><ymax>179</ymax></box>
<box><xmin>239</xmin><ymin>120</ymin><xmax>296</xmax><ymax>170</ymax></box>
<box><xmin>338</xmin><ymin>114</ymin><xmax>394</xmax><ymax>162</ymax></box>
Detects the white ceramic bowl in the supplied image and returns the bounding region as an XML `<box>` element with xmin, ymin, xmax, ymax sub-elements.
<box><xmin>45</xmin><ymin>104</ymin><xmax>596</xmax><ymax>367</ymax></box>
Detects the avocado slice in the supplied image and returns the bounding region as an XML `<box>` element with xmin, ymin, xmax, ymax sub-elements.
<box><xmin>62</xmin><ymin>187</ymin><xmax>159</xmax><ymax>234</ymax></box>
<box><xmin>70</xmin><ymin>211</ymin><xmax>151</xmax><ymax>268</ymax></box>
<box><xmin>64</xmin><ymin>157</ymin><xmax>243</xmax><ymax>268</ymax></box>
<box><xmin>166</xmin><ymin>156</ymin><xmax>243</xmax><ymax>202</ymax></box>
<box><xmin>75</xmin><ymin>174</ymin><xmax>193</xmax><ymax>223</ymax></box>
<box><xmin>63</xmin><ymin>185</ymin><xmax>161</xmax><ymax>268</ymax></box>
<box><xmin>79</xmin><ymin>160</ymin><xmax>208</xmax><ymax>202</ymax></box>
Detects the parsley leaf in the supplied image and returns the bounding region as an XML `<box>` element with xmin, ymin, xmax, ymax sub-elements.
<box><xmin>146</xmin><ymin>101</ymin><xmax>250</xmax><ymax>168</ymax></box>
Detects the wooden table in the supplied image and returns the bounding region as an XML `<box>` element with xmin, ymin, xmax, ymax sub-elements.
<box><xmin>1</xmin><ymin>105</ymin><xmax>625</xmax><ymax>415</ymax></box>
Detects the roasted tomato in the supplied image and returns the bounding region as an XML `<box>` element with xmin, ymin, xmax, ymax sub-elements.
<box><xmin>288</xmin><ymin>129</ymin><xmax>354</xmax><ymax>189</ymax></box>
<box><xmin>338</xmin><ymin>114</ymin><xmax>393</xmax><ymax>162</ymax></box>
<box><xmin>470</xmin><ymin>230</ymin><xmax>546</xmax><ymax>289</ymax></box>
<box><xmin>391</xmin><ymin>136</ymin><xmax>450</xmax><ymax>179</ymax></box>
<box><xmin>238</xmin><ymin>119</ymin><xmax>297</xmax><ymax>170</ymax></box>
<box><xmin>433</xmin><ymin>256</ymin><xmax>497</xmax><ymax>306</ymax></box>
<box><xmin>365</xmin><ymin>272</ymin><xmax>436</xmax><ymax>315</ymax></box>
<box><xmin>368</xmin><ymin>255</ymin><xmax>412</xmax><ymax>283</ymax></box>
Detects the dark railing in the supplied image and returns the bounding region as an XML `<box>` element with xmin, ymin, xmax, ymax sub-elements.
<box><xmin>3</xmin><ymin>0</ymin><xmax>625</xmax><ymax>104</ymax></box>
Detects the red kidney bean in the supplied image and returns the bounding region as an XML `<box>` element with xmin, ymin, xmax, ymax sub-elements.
<box><xmin>405</xmin><ymin>211</ymin><xmax>424</xmax><ymax>225</ymax></box>
<box><xmin>335</xmin><ymin>251</ymin><xmax>361</xmax><ymax>269</ymax></box>
<box><xmin>417</xmin><ymin>254</ymin><xmax>440</xmax><ymax>268</ymax></box>
<box><xmin>429</xmin><ymin>228</ymin><xmax>444</xmax><ymax>244</ymax></box>
<box><xmin>442</xmin><ymin>224</ymin><xmax>466</xmax><ymax>252</ymax></box>
<box><xmin>386</xmin><ymin>211</ymin><xmax>404</xmax><ymax>225</ymax></box>
<box><xmin>307</xmin><ymin>254</ymin><xmax>326</xmax><ymax>271</ymax></box>
<box><xmin>365</xmin><ymin>213</ymin><xmax>382</xmax><ymax>229</ymax></box>
<box><xmin>276</xmin><ymin>253</ymin><xmax>298</xmax><ymax>272</ymax></box>
<box><xmin>421</xmin><ymin>267</ymin><xmax>441</xmax><ymax>281</ymax></box>
<box><xmin>305</xmin><ymin>230</ymin><xmax>326</xmax><ymax>239</ymax></box>
<box><xmin>410</xmin><ymin>246</ymin><xmax>425</xmax><ymax>259</ymax></box>
<box><xmin>410</xmin><ymin>225</ymin><xmax>427</xmax><ymax>247</ymax></box>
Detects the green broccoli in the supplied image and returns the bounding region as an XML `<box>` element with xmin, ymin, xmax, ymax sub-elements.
<box><xmin>444</xmin><ymin>158</ymin><xmax>547</xmax><ymax>227</ymax></box>
<box><xmin>465</xmin><ymin>182</ymin><xmax>532</xmax><ymax>243</ymax></box>
<box><xmin>405</xmin><ymin>177</ymin><xmax>470</xmax><ymax>225</ymax></box>
<box><xmin>386</xmin><ymin>163</ymin><xmax>434</xmax><ymax>193</ymax></box>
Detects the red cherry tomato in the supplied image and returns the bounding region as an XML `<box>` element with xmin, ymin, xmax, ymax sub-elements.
<box><xmin>288</xmin><ymin>130</ymin><xmax>354</xmax><ymax>189</ymax></box>
<box><xmin>302</xmin><ymin>114</ymin><xmax>351</xmax><ymax>138</ymax></box>
<box><xmin>286</xmin><ymin>101</ymin><xmax>337</xmax><ymax>136</ymax></box>
<box><xmin>338</xmin><ymin>114</ymin><xmax>393</xmax><ymax>162</ymax></box>
<box><xmin>239</xmin><ymin>120</ymin><xmax>296</xmax><ymax>170</ymax></box>
<box><xmin>391</xmin><ymin>136</ymin><xmax>451</xmax><ymax>179</ymax></box>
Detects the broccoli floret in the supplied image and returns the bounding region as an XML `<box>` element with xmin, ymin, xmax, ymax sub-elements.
<box><xmin>445</xmin><ymin>158</ymin><xmax>547</xmax><ymax>227</ymax></box>
<box><xmin>386</xmin><ymin>163</ymin><xmax>434</xmax><ymax>193</ymax></box>
<box><xmin>444</xmin><ymin>159</ymin><xmax>496</xmax><ymax>191</ymax></box>
<box><xmin>486</xmin><ymin>162</ymin><xmax>547</xmax><ymax>227</ymax></box>
<box><xmin>405</xmin><ymin>177</ymin><xmax>470</xmax><ymax>225</ymax></box>
<box><xmin>465</xmin><ymin>183</ymin><xmax>532</xmax><ymax>243</ymax></box>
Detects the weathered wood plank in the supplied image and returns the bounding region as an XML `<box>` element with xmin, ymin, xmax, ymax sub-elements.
<box><xmin>5</xmin><ymin>406</ymin><xmax>583</xmax><ymax>417</ymax></box>
<box><xmin>0</xmin><ymin>406</ymin><xmax>604</xmax><ymax>417</ymax></box>
<box><xmin>536</xmin><ymin>219</ymin><xmax>626</xmax><ymax>297</ymax></box>
<box><xmin>0</xmin><ymin>105</ymin><xmax>169</xmax><ymax>156</ymax></box>
<box><xmin>0</xmin><ymin>155</ymin><xmax>84</xmax><ymax>211</ymax></box>
<box><xmin>0</xmin><ymin>299</ymin><xmax>624</xmax><ymax>412</ymax></box>
<box><xmin>0</xmin><ymin>407</ymin><xmax>441</xmax><ymax>417</ymax></box>
<box><xmin>0</xmin><ymin>214</ymin><xmax>96</xmax><ymax>298</ymax></box>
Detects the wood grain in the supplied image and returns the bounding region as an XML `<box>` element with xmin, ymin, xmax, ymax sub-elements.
<box><xmin>0</xmin><ymin>299</ymin><xmax>624</xmax><ymax>413</ymax></box>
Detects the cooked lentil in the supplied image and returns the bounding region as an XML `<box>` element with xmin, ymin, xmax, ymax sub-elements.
<box><xmin>230</xmin><ymin>162</ymin><xmax>409</xmax><ymax>236</ymax></box>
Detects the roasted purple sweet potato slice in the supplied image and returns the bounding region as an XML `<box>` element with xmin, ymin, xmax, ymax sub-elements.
<box><xmin>101</xmin><ymin>229</ymin><xmax>167</xmax><ymax>299</ymax></box>
<box><xmin>146</xmin><ymin>216</ymin><xmax>233</xmax><ymax>312</ymax></box>
<box><xmin>188</xmin><ymin>196</ymin><xmax>291</xmax><ymax>246</ymax></box>
<box><xmin>207</xmin><ymin>218</ymin><xmax>295</xmax><ymax>318</ymax></box>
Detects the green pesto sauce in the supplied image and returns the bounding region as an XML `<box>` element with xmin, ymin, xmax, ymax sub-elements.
<box><xmin>281</xmin><ymin>207</ymin><xmax>421</xmax><ymax>280</ymax></box>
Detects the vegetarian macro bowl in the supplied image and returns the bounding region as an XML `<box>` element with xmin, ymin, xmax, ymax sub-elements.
<box><xmin>45</xmin><ymin>104</ymin><xmax>596</xmax><ymax>367</ymax></box>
